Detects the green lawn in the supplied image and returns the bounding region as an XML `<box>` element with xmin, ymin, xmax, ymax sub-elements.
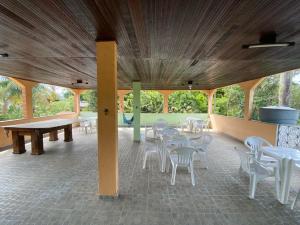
<box><xmin>80</xmin><ymin>111</ymin><xmax>207</xmax><ymax>126</ymax></box>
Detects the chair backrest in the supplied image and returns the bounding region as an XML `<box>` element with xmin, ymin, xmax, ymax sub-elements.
<box><xmin>189</xmin><ymin>134</ymin><xmax>212</xmax><ymax>151</ymax></box>
<box><xmin>161</xmin><ymin>127</ymin><xmax>180</xmax><ymax>137</ymax></box>
<box><xmin>244</xmin><ymin>136</ymin><xmax>272</xmax><ymax>157</ymax></box>
<box><xmin>171</xmin><ymin>147</ymin><xmax>195</xmax><ymax>166</ymax></box>
<box><xmin>162</xmin><ymin>134</ymin><xmax>189</xmax><ymax>150</ymax></box>
<box><xmin>199</xmin><ymin>134</ymin><xmax>213</xmax><ymax>150</ymax></box>
<box><xmin>153</xmin><ymin>119</ymin><xmax>168</xmax><ymax>131</ymax></box>
<box><xmin>234</xmin><ymin>147</ymin><xmax>252</xmax><ymax>174</ymax></box>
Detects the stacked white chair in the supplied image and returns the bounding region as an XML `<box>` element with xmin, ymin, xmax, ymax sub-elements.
<box><xmin>235</xmin><ymin>147</ymin><xmax>280</xmax><ymax>199</ymax></box>
<box><xmin>193</xmin><ymin>120</ymin><xmax>206</xmax><ymax>133</ymax></box>
<box><xmin>244</xmin><ymin>136</ymin><xmax>277</xmax><ymax>165</ymax></box>
<box><xmin>169</xmin><ymin>147</ymin><xmax>196</xmax><ymax>186</ymax></box>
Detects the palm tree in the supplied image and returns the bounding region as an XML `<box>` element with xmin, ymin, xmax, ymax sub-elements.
<box><xmin>0</xmin><ymin>76</ymin><xmax>22</xmax><ymax>115</ymax></box>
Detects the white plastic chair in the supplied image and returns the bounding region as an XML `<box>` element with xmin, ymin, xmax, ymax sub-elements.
<box><xmin>180</xmin><ymin>118</ymin><xmax>189</xmax><ymax>132</ymax></box>
<box><xmin>235</xmin><ymin>147</ymin><xmax>252</xmax><ymax>174</ymax></box>
<box><xmin>189</xmin><ymin>134</ymin><xmax>213</xmax><ymax>169</ymax></box>
<box><xmin>235</xmin><ymin>147</ymin><xmax>280</xmax><ymax>199</ymax></box>
<box><xmin>161</xmin><ymin>127</ymin><xmax>180</xmax><ymax>137</ymax></box>
<box><xmin>142</xmin><ymin>141</ymin><xmax>161</xmax><ymax>169</ymax></box>
<box><xmin>193</xmin><ymin>120</ymin><xmax>206</xmax><ymax>133</ymax></box>
<box><xmin>244</xmin><ymin>136</ymin><xmax>278</xmax><ymax>167</ymax></box>
<box><xmin>79</xmin><ymin>120</ymin><xmax>90</xmax><ymax>134</ymax></box>
<box><xmin>169</xmin><ymin>147</ymin><xmax>196</xmax><ymax>186</ymax></box>
<box><xmin>153</xmin><ymin>119</ymin><xmax>168</xmax><ymax>138</ymax></box>
<box><xmin>161</xmin><ymin>134</ymin><xmax>189</xmax><ymax>172</ymax></box>
<box><xmin>90</xmin><ymin>119</ymin><xmax>97</xmax><ymax>133</ymax></box>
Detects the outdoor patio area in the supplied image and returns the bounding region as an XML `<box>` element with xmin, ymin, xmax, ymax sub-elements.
<box><xmin>1</xmin><ymin>128</ymin><xmax>300</xmax><ymax>225</ymax></box>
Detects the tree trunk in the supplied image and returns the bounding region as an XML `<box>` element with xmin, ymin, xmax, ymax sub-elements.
<box><xmin>2</xmin><ymin>100</ymin><xmax>8</xmax><ymax>114</ymax></box>
<box><xmin>279</xmin><ymin>71</ymin><xmax>293</xmax><ymax>106</ymax></box>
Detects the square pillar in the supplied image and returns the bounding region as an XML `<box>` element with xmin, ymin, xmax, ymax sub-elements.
<box><xmin>96</xmin><ymin>41</ymin><xmax>118</xmax><ymax>197</ymax></box>
<box><xmin>202</xmin><ymin>89</ymin><xmax>216</xmax><ymax>116</ymax></box>
<box><xmin>72</xmin><ymin>89</ymin><xmax>81</xmax><ymax>115</ymax></box>
<box><xmin>133</xmin><ymin>82</ymin><xmax>141</xmax><ymax>142</ymax></box>
<box><xmin>11</xmin><ymin>78</ymin><xmax>36</xmax><ymax>119</ymax></box>
<box><xmin>119</xmin><ymin>93</ymin><xmax>124</xmax><ymax>112</ymax></box>
<box><xmin>239</xmin><ymin>78</ymin><xmax>264</xmax><ymax>120</ymax></box>
<box><xmin>163</xmin><ymin>94</ymin><xmax>169</xmax><ymax>113</ymax></box>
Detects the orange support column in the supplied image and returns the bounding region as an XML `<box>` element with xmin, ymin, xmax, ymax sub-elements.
<box><xmin>159</xmin><ymin>90</ymin><xmax>173</xmax><ymax>113</ymax></box>
<box><xmin>202</xmin><ymin>89</ymin><xmax>216</xmax><ymax>116</ymax></box>
<box><xmin>72</xmin><ymin>89</ymin><xmax>81</xmax><ymax>116</ymax></box>
<box><xmin>118</xmin><ymin>90</ymin><xmax>130</xmax><ymax>113</ymax></box>
<box><xmin>96</xmin><ymin>41</ymin><xmax>118</xmax><ymax>197</ymax></box>
<box><xmin>119</xmin><ymin>94</ymin><xmax>124</xmax><ymax>112</ymax></box>
<box><xmin>11</xmin><ymin>78</ymin><xmax>36</xmax><ymax>119</ymax></box>
<box><xmin>163</xmin><ymin>94</ymin><xmax>169</xmax><ymax>113</ymax></box>
<box><xmin>239</xmin><ymin>78</ymin><xmax>264</xmax><ymax>120</ymax></box>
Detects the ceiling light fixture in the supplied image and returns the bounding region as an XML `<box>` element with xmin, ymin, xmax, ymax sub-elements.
<box><xmin>0</xmin><ymin>53</ymin><xmax>8</xmax><ymax>57</ymax></box>
<box><xmin>242</xmin><ymin>31</ymin><xmax>295</xmax><ymax>49</ymax></box>
<box><xmin>188</xmin><ymin>80</ymin><xmax>193</xmax><ymax>90</ymax></box>
<box><xmin>72</xmin><ymin>79</ymin><xmax>88</xmax><ymax>87</ymax></box>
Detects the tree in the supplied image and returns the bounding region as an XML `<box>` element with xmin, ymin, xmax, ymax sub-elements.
<box><xmin>32</xmin><ymin>84</ymin><xmax>74</xmax><ymax>117</ymax></box>
<box><xmin>279</xmin><ymin>71</ymin><xmax>294</xmax><ymax>106</ymax></box>
<box><xmin>214</xmin><ymin>85</ymin><xmax>244</xmax><ymax>118</ymax></box>
<box><xmin>0</xmin><ymin>76</ymin><xmax>22</xmax><ymax>119</ymax></box>
<box><xmin>168</xmin><ymin>91</ymin><xmax>208</xmax><ymax>113</ymax></box>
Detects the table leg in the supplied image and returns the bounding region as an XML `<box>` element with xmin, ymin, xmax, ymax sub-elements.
<box><xmin>49</xmin><ymin>130</ymin><xmax>58</xmax><ymax>141</ymax></box>
<box><xmin>64</xmin><ymin>125</ymin><xmax>73</xmax><ymax>142</ymax></box>
<box><xmin>279</xmin><ymin>158</ymin><xmax>294</xmax><ymax>204</ymax></box>
<box><xmin>11</xmin><ymin>131</ymin><xmax>26</xmax><ymax>154</ymax></box>
<box><xmin>31</xmin><ymin>131</ymin><xmax>44</xmax><ymax>155</ymax></box>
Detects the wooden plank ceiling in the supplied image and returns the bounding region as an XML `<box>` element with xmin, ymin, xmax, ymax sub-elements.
<box><xmin>0</xmin><ymin>0</ymin><xmax>300</xmax><ymax>90</ymax></box>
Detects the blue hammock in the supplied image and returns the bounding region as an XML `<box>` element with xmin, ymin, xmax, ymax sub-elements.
<box><xmin>123</xmin><ymin>113</ymin><xmax>134</xmax><ymax>126</ymax></box>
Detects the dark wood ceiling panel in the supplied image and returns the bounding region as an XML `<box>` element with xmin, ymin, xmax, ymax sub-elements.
<box><xmin>0</xmin><ymin>0</ymin><xmax>300</xmax><ymax>90</ymax></box>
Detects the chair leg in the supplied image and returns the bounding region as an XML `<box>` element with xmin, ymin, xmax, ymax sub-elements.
<box><xmin>143</xmin><ymin>152</ymin><xmax>148</xmax><ymax>169</ymax></box>
<box><xmin>171</xmin><ymin>164</ymin><xmax>177</xmax><ymax>185</ymax></box>
<box><xmin>291</xmin><ymin>190</ymin><xmax>300</xmax><ymax>210</ymax></box>
<box><xmin>249</xmin><ymin>174</ymin><xmax>257</xmax><ymax>199</ymax></box>
<box><xmin>203</xmin><ymin>153</ymin><xmax>208</xmax><ymax>169</ymax></box>
<box><xmin>166</xmin><ymin>158</ymin><xmax>170</xmax><ymax>173</ymax></box>
<box><xmin>190</xmin><ymin>164</ymin><xmax>195</xmax><ymax>186</ymax></box>
<box><xmin>275</xmin><ymin>168</ymin><xmax>280</xmax><ymax>200</ymax></box>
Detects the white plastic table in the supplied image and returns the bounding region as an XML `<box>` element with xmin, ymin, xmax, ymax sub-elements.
<box><xmin>260</xmin><ymin>146</ymin><xmax>300</xmax><ymax>204</ymax></box>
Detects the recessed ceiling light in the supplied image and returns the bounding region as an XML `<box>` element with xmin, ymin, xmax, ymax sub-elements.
<box><xmin>0</xmin><ymin>53</ymin><xmax>8</xmax><ymax>57</ymax></box>
<box><xmin>242</xmin><ymin>31</ymin><xmax>295</xmax><ymax>49</ymax></box>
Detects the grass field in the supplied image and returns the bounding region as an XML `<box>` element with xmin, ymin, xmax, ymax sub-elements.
<box><xmin>80</xmin><ymin>112</ymin><xmax>207</xmax><ymax>126</ymax></box>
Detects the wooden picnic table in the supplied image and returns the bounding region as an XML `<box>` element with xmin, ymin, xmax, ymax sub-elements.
<box><xmin>2</xmin><ymin>119</ymin><xmax>75</xmax><ymax>155</ymax></box>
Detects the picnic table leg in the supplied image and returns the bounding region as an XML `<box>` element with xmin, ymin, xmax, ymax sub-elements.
<box><xmin>12</xmin><ymin>131</ymin><xmax>26</xmax><ymax>154</ymax></box>
<box><xmin>31</xmin><ymin>131</ymin><xmax>44</xmax><ymax>155</ymax></box>
<box><xmin>279</xmin><ymin>158</ymin><xmax>294</xmax><ymax>204</ymax></box>
<box><xmin>64</xmin><ymin>124</ymin><xmax>73</xmax><ymax>142</ymax></box>
<box><xmin>49</xmin><ymin>130</ymin><xmax>58</xmax><ymax>141</ymax></box>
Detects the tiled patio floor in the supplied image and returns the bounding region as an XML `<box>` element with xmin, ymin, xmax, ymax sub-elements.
<box><xmin>1</xmin><ymin>128</ymin><xmax>300</xmax><ymax>225</ymax></box>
